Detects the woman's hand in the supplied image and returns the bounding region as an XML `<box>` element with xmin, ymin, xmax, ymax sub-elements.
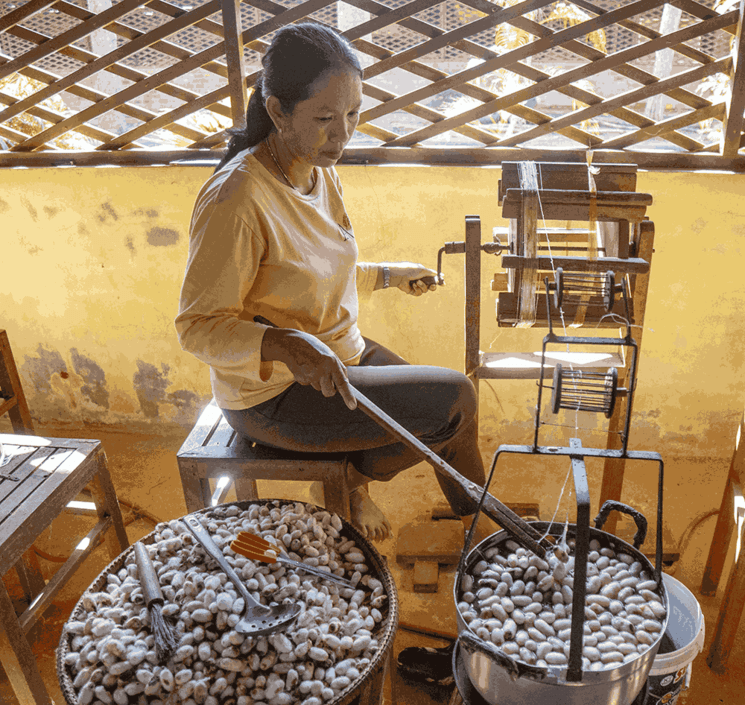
<box><xmin>261</xmin><ymin>327</ymin><xmax>357</xmax><ymax>409</ymax></box>
<box><xmin>379</xmin><ymin>262</ymin><xmax>441</xmax><ymax>296</ymax></box>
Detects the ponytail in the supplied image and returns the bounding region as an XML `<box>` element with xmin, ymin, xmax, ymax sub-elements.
<box><xmin>214</xmin><ymin>77</ymin><xmax>273</xmax><ymax>173</ymax></box>
<box><xmin>214</xmin><ymin>22</ymin><xmax>362</xmax><ymax>174</ymax></box>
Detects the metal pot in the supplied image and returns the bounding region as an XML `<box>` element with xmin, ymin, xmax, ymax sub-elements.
<box><xmin>453</xmin><ymin>508</ymin><xmax>669</xmax><ymax>705</ymax></box>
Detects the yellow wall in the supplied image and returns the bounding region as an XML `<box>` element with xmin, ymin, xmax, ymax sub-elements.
<box><xmin>2</xmin><ymin>164</ymin><xmax>743</xmax><ymax>543</ymax></box>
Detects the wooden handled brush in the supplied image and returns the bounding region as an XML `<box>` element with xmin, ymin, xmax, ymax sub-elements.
<box><xmin>134</xmin><ymin>541</ymin><xmax>179</xmax><ymax>663</ymax></box>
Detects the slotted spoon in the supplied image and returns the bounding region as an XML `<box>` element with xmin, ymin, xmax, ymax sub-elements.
<box><xmin>183</xmin><ymin>514</ymin><xmax>301</xmax><ymax>636</ymax></box>
<box><xmin>230</xmin><ymin>531</ymin><xmax>355</xmax><ymax>589</ymax></box>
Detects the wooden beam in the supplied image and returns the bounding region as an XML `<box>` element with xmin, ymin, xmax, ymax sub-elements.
<box><xmin>383</xmin><ymin>16</ymin><xmax>732</xmax><ymax>147</ymax></box>
<box><xmin>722</xmin><ymin>0</ymin><xmax>745</xmax><ymax>157</ymax></box>
<box><xmin>221</xmin><ymin>0</ymin><xmax>247</xmax><ymax>130</ymax></box>
<box><xmin>0</xmin><ymin>0</ymin><xmax>144</xmax><ymax>82</ymax></box>
<box><xmin>360</xmin><ymin>0</ymin><xmax>662</xmax><ymax>128</ymax></box>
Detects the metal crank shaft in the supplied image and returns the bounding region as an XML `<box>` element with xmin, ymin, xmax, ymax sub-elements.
<box><xmin>350</xmin><ymin>387</ymin><xmax>547</xmax><ymax>559</ymax></box>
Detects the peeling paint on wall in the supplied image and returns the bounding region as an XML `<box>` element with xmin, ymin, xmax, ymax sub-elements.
<box><xmin>133</xmin><ymin>360</ymin><xmax>171</xmax><ymax>418</ymax></box>
<box><xmin>71</xmin><ymin>348</ymin><xmax>110</xmax><ymax>409</ymax></box>
<box><xmin>146</xmin><ymin>226</ymin><xmax>180</xmax><ymax>247</ymax></box>
<box><xmin>22</xmin><ymin>346</ymin><xmax>67</xmax><ymax>394</ymax></box>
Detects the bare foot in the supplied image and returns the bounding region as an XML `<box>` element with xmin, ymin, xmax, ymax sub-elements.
<box><xmin>349</xmin><ymin>486</ymin><xmax>392</xmax><ymax>542</ymax></box>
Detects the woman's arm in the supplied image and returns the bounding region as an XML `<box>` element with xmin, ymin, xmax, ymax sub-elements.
<box><xmin>373</xmin><ymin>262</ymin><xmax>440</xmax><ymax>295</ymax></box>
<box><xmin>261</xmin><ymin>326</ymin><xmax>356</xmax><ymax>409</ymax></box>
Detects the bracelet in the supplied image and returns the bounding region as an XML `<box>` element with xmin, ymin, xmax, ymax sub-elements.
<box><xmin>382</xmin><ymin>266</ymin><xmax>390</xmax><ymax>289</ymax></box>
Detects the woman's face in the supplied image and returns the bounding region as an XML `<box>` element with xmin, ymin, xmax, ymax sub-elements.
<box><xmin>271</xmin><ymin>69</ymin><xmax>362</xmax><ymax>168</ymax></box>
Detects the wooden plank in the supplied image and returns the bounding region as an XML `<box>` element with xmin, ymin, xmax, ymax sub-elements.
<box><xmin>0</xmin><ymin>79</ymin><xmax>117</xmax><ymax>146</ymax></box>
<box><xmin>598</xmin><ymin>221</ymin><xmax>654</xmax><ymax>533</ymax></box>
<box><xmin>361</xmin><ymin>0</ymin><xmax>550</xmax><ymax>80</ymax></box>
<box><xmin>15</xmin><ymin>0</ymin><xmax>331</xmax><ymax>150</ymax></box>
<box><xmin>600</xmin><ymin>102</ymin><xmax>725</xmax><ymax>150</ymax></box>
<box><xmin>388</xmin><ymin>25</ymin><xmax>732</xmax><ymax>149</ymax></box>
<box><xmin>0</xmin><ymin>1</ymin><xmax>220</xmax><ymax>132</ymax></box>
<box><xmin>18</xmin><ymin>516</ymin><xmax>112</xmax><ymax>634</ymax></box>
<box><xmin>0</xmin><ymin>0</ymin><xmax>145</xmax><ymax>82</ymax></box>
<box><xmin>478</xmin><ymin>351</ymin><xmax>626</xmax><ymax>379</ymax></box>
<box><xmin>496</xmin><ymin>292</ymin><xmax>635</xmax><ymax>327</ymax></box>
<box><xmin>355</xmin><ymin>35</ymin><xmax>596</xmax><ymax>147</ymax></box>
<box><xmin>0</xmin><ymin>0</ymin><xmax>58</xmax><ymax>33</ymax></box>
<box><xmin>0</xmin><ymin>579</ymin><xmax>52</xmax><ymax>705</ymax></box>
<box><xmin>496</xmin><ymin>58</ymin><xmax>729</xmax><ymax>153</ymax></box>
<box><xmin>88</xmin><ymin>450</ymin><xmax>129</xmax><ymax>559</ymax></box>
<box><xmin>178</xmin><ymin>401</ymin><xmax>223</xmax><ymax>454</ymax></box>
<box><xmin>0</xmin><ymin>331</ymin><xmax>34</xmax><ymax>433</ymax></box>
<box><xmin>501</xmin><ymin>254</ymin><xmax>649</xmax><ymax>273</ymax></box>
<box><xmin>0</xmin><ymin>440</ymin><xmax>101</xmax><ymax>576</ymax></box>
<box><xmin>351</xmin><ymin>0</ymin><xmax>693</xmax><ymax>149</ymax></box>
<box><xmin>701</xmin><ymin>407</ymin><xmax>745</xmax><ymax>595</ymax></box>
<box><xmin>360</xmin><ymin>0</ymin><xmax>664</xmax><ymax>130</ymax></box>
<box><xmin>97</xmin><ymin>88</ymin><xmax>231</xmax><ymax>149</ymax></box>
<box><xmin>706</xmin><ymin>478</ymin><xmax>745</xmax><ymax>674</ymax></box>
<box><xmin>499</xmin><ymin>163</ymin><xmax>638</xmax><ymax>197</ymax></box>
<box><xmin>722</xmin><ymin>0</ymin><xmax>745</xmax><ymax>158</ymax></box>
<box><xmin>363</xmin><ymin>83</ymin><xmax>505</xmax><ymax>145</ymax></box>
<box><xmin>221</xmin><ymin>0</ymin><xmax>248</xmax><ymax>130</ymax></box>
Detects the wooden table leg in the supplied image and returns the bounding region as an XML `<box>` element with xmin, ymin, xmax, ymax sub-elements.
<box><xmin>0</xmin><ymin>577</ymin><xmax>52</xmax><ymax>705</ymax></box>
<box><xmin>15</xmin><ymin>550</ymin><xmax>46</xmax><ymax>604</ymax></box>
<box><xmin>89</xmin><ymin>450</ymin><xmax>129</xmax><ymax>560</ymax></box>
<box><xmin>701</xmin><ymin>474</ymin><xmax>736</xmax><ymax>596</ymax></box>
<box><xmin>706</xmin><ymin>493</ymin><xmax>745</xmax><ymax>674</ymax></box>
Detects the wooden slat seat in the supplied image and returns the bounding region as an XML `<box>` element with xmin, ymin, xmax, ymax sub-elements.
<box><xmin>176</xmin><ymin>400</ymin><xmax>351</xmax><ymax>520</ymax></box>
<box><xmin>0</xmin><ymin>433</ymin><xmax>129</xmax><ymax>705</ymax></box>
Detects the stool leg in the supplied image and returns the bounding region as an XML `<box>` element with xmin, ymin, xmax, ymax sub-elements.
<box><xmin>178</xmin><ymin>458</ymin><xmax>208</xmax><ymax>512</ymax></box>
<box><xmin>0</xmin><ymin>578</ymin><xmax>52</xmax><ymax>705</ymax></box>
<box><xmin>706</xmin><ymin>500</ymin><xmax>745</xmax><ymax>674</ymax></box>
<box><xmin>322</xmin><ymin>459</ymin><xmax>351</xmax><ymax>521</ymax></box>
<box><xmin>235</xmin><ymin>478</ymin><xmax>259</xmax><ymax>502</ymax></box>
<box><xmin>89</xmin><ymin>451</ymin><xmax>129</xmax><ymax>559</ymax></box>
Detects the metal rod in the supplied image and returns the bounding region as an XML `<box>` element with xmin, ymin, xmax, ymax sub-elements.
<box><xmin>351</xmin><ymin>388</ymin><xmax>548</xmax><ymax>558</ymax></box>
<box><xmin>567</xmin><ymin>438</ymin><xmax>591</xmax><ymax>682</ymax></box>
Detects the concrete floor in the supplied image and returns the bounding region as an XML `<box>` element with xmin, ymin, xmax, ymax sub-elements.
<box><xmin>1</xmin><ymin>420</ymin><xmax>743</xmax><ymax>704</ymax></box>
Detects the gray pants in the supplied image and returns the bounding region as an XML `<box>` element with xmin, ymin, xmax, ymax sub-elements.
<box><xmin>221</xmin><ymin>337</ymin><xmax>486</xmax><ymax>516</ymax></box>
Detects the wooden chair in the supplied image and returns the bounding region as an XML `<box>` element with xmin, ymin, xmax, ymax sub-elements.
<box><xmin>0</xmin><ymin>329</ymin><xmax>34</xmax><ymax>434</ymax></box>
<box><xmin>701</xmin><ymin>407</ymin><xmax>745</xmax><ymax>673</ymax></box>
<box><xmin>0</xmin><ymin>329</ymin><xmax>45</xmax><ymax>602</ymax></box>
<box><xmin>177</xmin><ymin>400</ymin><xmax>352</xmax><ymax>520</ymax></box>
<box><xmin>0</xmin><ymin>330</ymin><xmax>129</xmax><ymax>704</ymax></box>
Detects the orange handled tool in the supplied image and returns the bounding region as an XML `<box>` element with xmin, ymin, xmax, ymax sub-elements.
<box><xmin>230</xmin><ymin>532</ymin><xmax>356</xmax><ymax>589</ymax></box>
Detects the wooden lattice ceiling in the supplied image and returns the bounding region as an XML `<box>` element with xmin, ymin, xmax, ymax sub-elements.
<box><xmin>0</xmin><ymin>0</ymin><xmax>743</xmax><ymax>169</ymax></box>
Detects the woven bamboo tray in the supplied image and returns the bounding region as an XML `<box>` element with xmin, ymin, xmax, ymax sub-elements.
<box><xmin>57</xmin><ymin>499</ymin><xmax>399</xmax><ymax>705</ymax></box>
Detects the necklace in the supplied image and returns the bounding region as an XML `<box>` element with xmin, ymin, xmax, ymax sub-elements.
<box><xmin>266</xmin><ymin>136</ymin><xmax>316</xmax><ymax>194</ymax></box>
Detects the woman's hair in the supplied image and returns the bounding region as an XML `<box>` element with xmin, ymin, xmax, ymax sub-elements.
<box><xmin>215</xmin><ymin>22</ymin><xmax>362</xmax><ymax>173</ymax></box>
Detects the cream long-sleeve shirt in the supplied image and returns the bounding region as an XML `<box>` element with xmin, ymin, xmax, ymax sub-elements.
<box><xmin>175</xmin><ymin>150</ymin><xmax>380</xmax><ymax>410</ymax></box>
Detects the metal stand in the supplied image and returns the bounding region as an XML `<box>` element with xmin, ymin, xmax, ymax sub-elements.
<box><xmin>457</xmin><ymin>274</ymin><xmax>666</xmax><ymax>685</ymax></box>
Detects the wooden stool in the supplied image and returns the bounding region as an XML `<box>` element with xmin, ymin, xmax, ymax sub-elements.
<box><xmin>177</xmin><ymin>400</ymin><xmax>352</xmax><ymax>520</ymax></box>
<box><xmin>0</xmin><ymin>433</ymin><xmax>129</xmax><ymax>704</ymax></box>
<box><xmin>701</xmin><ymin>407</ymin><xmax>745</xmax><ymax>673</ymax></box>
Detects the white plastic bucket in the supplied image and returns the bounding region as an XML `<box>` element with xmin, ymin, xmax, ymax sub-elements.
<box><xmin>645</xmin><ymin>574</ymin><xmax>705</xmax><ymax>705</ymax></box>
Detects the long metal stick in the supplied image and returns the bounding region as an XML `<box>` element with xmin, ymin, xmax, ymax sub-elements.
<box><xmin>350</xmin><ymin>386</ymin><xmax>548</xmax><ymax>559</ymax></box>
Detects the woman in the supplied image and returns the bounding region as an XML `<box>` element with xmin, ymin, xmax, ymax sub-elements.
<box><xmin>175</xmin><ymin>22</ymin><xmax>490</xmax><ymax>542</ymax></box>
